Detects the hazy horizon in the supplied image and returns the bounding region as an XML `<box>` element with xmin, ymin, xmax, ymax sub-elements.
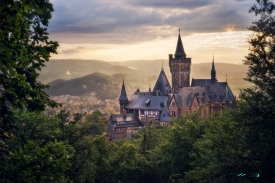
<box><xmin>49</xmin><ymin>58</ymin><xmax>246</xmax><ymax>65</ymax></box>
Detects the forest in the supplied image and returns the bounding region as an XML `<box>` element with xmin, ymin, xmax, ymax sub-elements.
<box><xmin>0</xmin><ymin>0</ymin><xmax>275</xmax><ymax>182</ymax></box>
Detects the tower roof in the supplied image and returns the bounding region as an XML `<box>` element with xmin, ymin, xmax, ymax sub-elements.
<box><xmin>119</xmin><ymin>79</ymin><xmax>128</xmax><ymax>101</ymax></box>
<box><xmin>153</xmin><ymin>69</ymin><xmax>172</xmax><ymax>96</ymax></box>
<box><xmin>175</xmin><ymin>30</ymin><xmax>186</xmax><ymax>58</ymax></box>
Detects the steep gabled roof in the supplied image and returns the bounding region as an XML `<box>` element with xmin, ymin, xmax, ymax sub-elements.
<box><xmin>167</xmin><ymin>94</ymin><xmax>180</xmax><ymax>108</ymax></box>
<box><xmin>175</xmin><ymin>32</ymin><xmax>186</xmax><ymax>58</ymax></box>
<box><xmin>153</xmin><ymin>70</ymin><xmax>172</xmax><ymax>96</ymax></box>
<box><xmin>190</xmin><ymin>80</ymin><xmax>235</xmax><ymax>102</ymax></box>
<box><xmin>177</xmin><ymin>86</ymin><xmax>207</xmax><ymax>107</ymax></box>
<box><xmin>191</xmin><ymin>79</ymin><xmax>212</xmax><ymax>87</ymax></box>
<box><xmin>125</xmin><ymin>94</ymin><xmax>167</xmax><ymax>110</ymax></box>
<box><xmin>119</xmin><ymin>80</ymin><xmax>128</xmax><ymax>101</ymax></box>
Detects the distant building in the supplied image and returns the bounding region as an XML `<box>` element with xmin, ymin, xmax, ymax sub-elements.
<box><xmin>108</xmin><ymin>113</ymin><xmax>144</xmax><ymax>140</ymax></box>
<box><xmin>167</xmin><ymin>30</ymin><xmax>236</xmax><ymax>119</ymax></box>
<box><xmin>108</xmin><ymin>30</ymin><xmax>236</xmax><ymax>140</ymax></box>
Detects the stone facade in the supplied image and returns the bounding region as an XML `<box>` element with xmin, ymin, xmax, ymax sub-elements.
<box><xmin>167</xmin><ymin>84</ymin><xmax>236</xmax><ymax>119</ymax></box>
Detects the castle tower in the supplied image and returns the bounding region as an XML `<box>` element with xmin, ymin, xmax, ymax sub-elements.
<box><xmin>119</xmin><ymin>78</ymin><xmax>128</xmax><ymax>114</ymax></box>
<box><xmin>211</xmin><ymin>55</ymin><xmax>217</xmax><ymax>84</ymax></box>
<box><xmin>169</xmin><ymin>29</ymin><xmax>191</xmax><ymax>93</ymax></box>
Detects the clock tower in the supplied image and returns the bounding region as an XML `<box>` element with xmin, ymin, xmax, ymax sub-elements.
<box><xmin>169</xmin><ymin>30</ymin><xmax>191</xmax><ymax>93</ymax></box>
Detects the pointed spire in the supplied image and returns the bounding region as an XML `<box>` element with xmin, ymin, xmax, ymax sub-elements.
<box><xmin>149</xmin><ymin>83</ymin><xmax>151</xmax><ymax>92</ymax></box>
<box><xmin>161</xmin><ymin>60</ymin><xmax>164</xmax><ymax>71</ymax></box>
<box><xmin>211</xmin><ymin>53</ymin><xmax>216</xmax><ymax>83</ymax></box>
<box><xmin>212</xmin><ymin>53</ymin><xmax>215</xmax><ymax>71</ymax></box>
<box><xmin>175</xmin><ymin>28</ymin><xmax>186</xmax><ymax>58</ymax></box>
<box><xmin>226</xmin><ymin>74</ymin><xmax>227</xmax><ymax>82</ymax></box>
<box><xmin>119</xmin><ymin>77</ymin><xmax>128</xmax><ymax>101</ymax></box>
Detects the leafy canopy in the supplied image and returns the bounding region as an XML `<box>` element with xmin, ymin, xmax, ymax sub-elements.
<box><xmin>0</xmin><ymin>0</ymin><xmax>60</xmax><ymax>152</ymax></box>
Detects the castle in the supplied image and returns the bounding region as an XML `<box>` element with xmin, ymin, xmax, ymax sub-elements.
<box><xmin>108</xmin><ymin>31</ymin><xmax>236</xmax><ymax>140</ymax></box>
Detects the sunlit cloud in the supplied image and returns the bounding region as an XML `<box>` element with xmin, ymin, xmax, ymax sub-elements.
<box><xmin>49</xmin><ymin>0</ymin><xmax>257</xmax><ymax>63</ymax></box>
<box><xmin>52</xmin><ymin>31</ymin><xmax>251</xmax><ymax>64</ymax></box>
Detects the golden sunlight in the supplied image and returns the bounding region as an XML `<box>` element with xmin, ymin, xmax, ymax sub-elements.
<box><xmin>225</xmin><ymin>24</ymin><xmax>235</xmax><ymax>33</ymax></box>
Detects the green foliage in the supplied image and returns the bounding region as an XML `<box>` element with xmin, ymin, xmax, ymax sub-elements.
<box><xmin>240</xmin><ymin>0</ymin><xmax>275</xmax><ymax>181</ymax></box>
<box><xmin>184</xmin><ymin>1</ymin><xmax>275</xmax><ymax>182</ymax></box>
<box><xmin>57</xmin><ymin>110</ymin><xmax>111</xmax><ymax>182</ymax></box>
<box><xmin>1</xmin><ymin>0</ymin><xmax>275</xmax><ymax>182</ymax></box>
<box><xmin>111</xmin><ymin>142</ymin><xmax>147</xmax><ymax>183</ymax></box>
<box><xmin>185</xmin><ymin>110</ymin><xmax>246</xmax><ymax>182</ymax></box>
<box><xmin>0</xmin><ymin>109</ymin><xmax>113</xmax><ymax>182</ymax></box>
<box><xmin>6</xmin><ymin>140</ymin><xmax>72</xmax><ymax>183</ymax></box>
<box><xmin>0</xmin><ymin>111</ymin><xmax>73</xmax><ymax>182</ymax></box>
<box><xmin>85</xmin><ymin>110</ymin><xmax>108</xmax><ymax>135</ymax></box>
<box><xmin>0</xmin><ymin>0</ymin><xmax>60</xmax><ymax>156</ymax></box>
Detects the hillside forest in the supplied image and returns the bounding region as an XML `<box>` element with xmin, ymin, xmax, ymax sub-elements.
<box><xmin>1</xmin><ymin>0</ymin><xmax>275</xmax><ymax>183</ymax></box>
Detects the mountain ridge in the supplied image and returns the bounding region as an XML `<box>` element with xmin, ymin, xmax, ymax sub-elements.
<box><xmin>41</xmin><ymin>59</ymin><xmax>253</xmax><ymax>97</ymax></box>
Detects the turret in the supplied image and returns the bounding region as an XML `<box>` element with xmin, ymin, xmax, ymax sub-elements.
<box><xmin>169</xmin><ymin>29</ymin><xmax>191</xmax><ymax>93</ymax></box>
<box><xmin>119</xmin><ymin>78</ymin><xmax>128</xmax><ymax>114</ymax></box>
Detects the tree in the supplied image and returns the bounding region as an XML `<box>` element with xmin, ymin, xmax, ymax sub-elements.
<box><xmin>240</xmin><ymin>0</ymin><xmax>275</xmax><ymax>181</ymax></box>
<box><xmin>0</xmin><ymin>111</ymin><xmax>74</xmax><ymax>182</ymax></box>
<box><xmin>1</xmin><ymin>109</ymin><xmax>112</xmax><ymax>182</ymax></box>
<box><xmin>85</xmin><ymin>110</ymin><xmax>108</xmax><ymax>136</ymax></box>
<box><xmin>0</xmin><ymin>0</ymin><xmax>59</xmax><ymax>153</ymax></box>
<box><xmin>185</xmin><ymin>1</ymin><xmax>275</xmax><ymax>182</ymax></box>
<box><xmin>6</xmin><ymin>140</ymin><xmax>72</xmax><ymax>183</ymax></box>
<box><xmin>185</xmin><ymin>110</ymin><xmax>247</xmax><ymax>183</ymax></box>
<box><xmin>245</xmin><ymin>0</ymin><xmax>275</xmax><ymax>99</ymax></box>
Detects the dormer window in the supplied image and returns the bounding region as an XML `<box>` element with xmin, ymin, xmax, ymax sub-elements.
<box><xmin>145</xmin><ymin>99</ymin><xmax>151</xmax><ymax>106</ymax></box>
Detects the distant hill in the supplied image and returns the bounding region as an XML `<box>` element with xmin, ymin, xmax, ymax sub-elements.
<box><xmin>39</xmin><ymin>59</ymin><xmax>150</xmax><ymax>84</ymax></box>
<box><xmin>47</xmin><ymin>73</ymin><xmax>123</xmax><ymax>100</ymax></box>
<box><xmin>41</xmin><ymin>59</ymin><xmax>253</xmax><ymax>97</ymax></box>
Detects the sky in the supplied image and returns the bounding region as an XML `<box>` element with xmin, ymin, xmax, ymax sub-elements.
<box><xmin>48</xmin><ymin>0</ymin><xmax>261</xmax><ymax>64</ymax></box>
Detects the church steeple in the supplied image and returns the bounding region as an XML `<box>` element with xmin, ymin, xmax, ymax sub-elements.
<box><xmin>211</xmin><ymin>54</ymin><xmax>217</xmax><ymax>84</ymax></box>
<box><xmin>175</xmin><ymin>29</ymin><xmax>186</xmax><ymax>58</ymax></box>
<box><xmin>119</xmin><ymin>78</ymin><xmax>128</xmax><ymax>114</ymax></box>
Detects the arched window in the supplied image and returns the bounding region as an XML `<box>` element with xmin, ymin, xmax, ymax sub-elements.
<box><xmin>172</xmin><ymin>111</ymin><xmax>176</xmax><ymax>117</ymax></box>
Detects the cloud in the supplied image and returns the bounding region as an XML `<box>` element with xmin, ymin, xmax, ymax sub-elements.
<box><xmin>125</xmin><ymin>0</ymin><xmax>214</xmax><ymax>9</ymax></box>
<box><xmin>61</xmin><ymin>47</ymin><xmax>85</xmax><ymax>54</ymax></box>
<box><xmin>48</xmin><ymin>0</ymin><xmax>257</xmax><ymax>44</ymax></box>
